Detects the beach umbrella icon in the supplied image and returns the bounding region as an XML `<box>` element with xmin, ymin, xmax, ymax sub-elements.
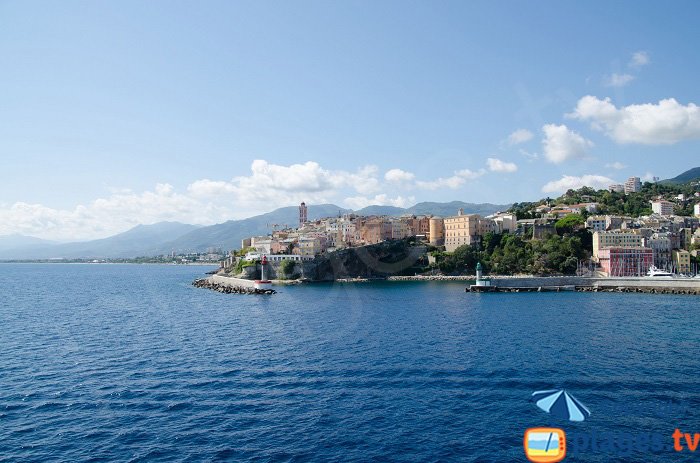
<box><xmin>531</xmin><ymin>389</ymin><xmax>591</xmax><ymax>422</ymax></box>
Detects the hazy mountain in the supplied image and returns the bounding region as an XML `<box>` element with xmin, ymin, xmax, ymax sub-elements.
<box><xmin>157</xmin><ymin>204</ymin><xmax>350</xmax><ymax>254</ymax></box>
<box><xmin>660</xmin><ymin>167</ymin><xmax>700</xmax><ymax>185</ymax></box>
<box><xmin>406</xmin><ymin>201</ymin><xmax>509</xmax><ymax>217</ymax></box>
<box><xmin>0</xmin><ymin>222</ymin><xmax>199</xmax><ymax>259</ymax></box>
<box><xmin>354</xmin><ymin>205</ymin><xmax>407</xmax><ymax>216</ymax></box>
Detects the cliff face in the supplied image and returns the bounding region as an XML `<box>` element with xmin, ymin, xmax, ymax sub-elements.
<box><xmin>237</xmin><ymin>240</ymin><xmax>427</xmax><ymax>281</ymax></box>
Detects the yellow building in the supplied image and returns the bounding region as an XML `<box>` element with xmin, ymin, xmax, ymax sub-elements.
<box><xmin>592</xmin><ymin>230</ymin><xmax>643</xmax><ymax>260</ymax></box>
<box><xmin>444</xmin><ymin>211</ymin><xmax>481</xmax><ymax>252</ymax></box>
<box><xmin>672</xmin><ymin>249</ymin><xmax>691</xmax><ymax>274</ymax></box>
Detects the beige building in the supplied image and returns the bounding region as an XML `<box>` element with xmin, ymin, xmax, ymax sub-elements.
<box><xmin>672</xmin><ymin>249</ymin><xmax>691</xmax><ymax>274</ymax></box>
<box><xmin>444</xmin><ymin>210</ymin><xmax>481</xmax><ymax>252</ymax></box>
<box><xmin>592</xmin><ymin>230</ymin><xmax>644</xmax><ymax>259</ymax></box>
<box><xmin>429</xmin><ymin>217</ymin><xmax>444</xmax><ymax>246</ymax></box>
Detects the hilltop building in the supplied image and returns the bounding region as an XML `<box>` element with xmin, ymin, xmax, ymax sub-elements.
<box><xmin>651</xmin><ymin>200</ymin><xmax>674</xmax><ymax>216</ymax></box>
<box><xmin>624</xmin><ymin>177</ymin><xmax>641</xmax><ymax>194</ymax></box>
<box><xmin>444</xmin><ymin>209</ymin><xmax>481</xmax><ymax>252</ymax></box>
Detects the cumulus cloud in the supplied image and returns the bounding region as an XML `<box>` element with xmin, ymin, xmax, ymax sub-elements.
<box><xmin>629</xmin><ymin>51</ymin><xmax>650</xmax><ymax>68</ymax></box>
<box><xmin>604</xmin><ymin>73</ymin><xmax>635</xmax><ymax>88</ymax></box>
<box><xmin>541</xmin><ymin>124</ymin><xmax>594</xmax><ymax>163</ymax></box>
<box><xmin>506</xmin><ymin>129</ymin><xmax>534</xmax><ymax>145</ymax></box>
<box><xmin>0</xmin><ymin>159</ymin><xmax>492</xmax><ymax>240</ymax></box>
<box><xmin>542</xmin><ymin>174</ymin><xmax>616</xmax><ymax>194</ymax></box>
<box><xmin>384</xmin><ymin>168</ymin><xmax>416</xmax><ymax>183</ymax></box>
<box><xmin>0</xmin><ymin>184</ymin><xmax>226</xmax><ymax>241</ymax></box>
<box><xmin>486</xmin><ymin>157</ymin><xmax>518</xmax><ymax>173</ymax></box>
<box><xmin>569</xmin><ymin>95</ymin><xmax>700</xmax><ymax>144</ymax></box>
<box><xmin>605</xmin><ymin>161</ymin><xmax>626</xmax><ymax>170</ymax></box>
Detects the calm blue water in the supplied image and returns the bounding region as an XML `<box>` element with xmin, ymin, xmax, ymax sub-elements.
<box><xmin>1</xmin><ymin>264</ymin><xmax>699</xmax><ymax>462</ymax></box>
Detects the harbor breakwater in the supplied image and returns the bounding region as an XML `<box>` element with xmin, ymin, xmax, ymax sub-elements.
<box><xmin>193</xmin><ymin>275</ymin><xmax>276</xmax><ymax>294</ymax></box>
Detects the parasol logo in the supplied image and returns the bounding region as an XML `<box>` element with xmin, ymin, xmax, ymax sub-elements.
<box><xmin>531</xmin><ymin>389</ymin><xmax>591</xmax><ymax>422</ymax></box>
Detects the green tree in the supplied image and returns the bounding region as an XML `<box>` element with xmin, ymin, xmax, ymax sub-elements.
<box><xmin>279</xmin><ymin>259</ymin><xmax>297</xmax><ymax>279</ymax></box>
<box><xmin>555</xmin><ymin>214</ymin><xmax>585</xmax><ymax>235</ymax></box>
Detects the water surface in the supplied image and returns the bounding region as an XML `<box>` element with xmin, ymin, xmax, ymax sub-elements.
<box><xmin>1</xmin><ymin>264</ymin><xmax>699</xmax><ymax>462</ymax></box>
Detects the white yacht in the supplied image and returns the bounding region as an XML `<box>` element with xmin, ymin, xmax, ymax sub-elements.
<box><xmin>646</xmin><ymin>266</ymin><xmax>674</xmax><ymax>278</ymax></box>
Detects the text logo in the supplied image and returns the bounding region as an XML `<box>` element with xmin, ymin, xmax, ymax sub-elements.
<box><xmin>524</xmin><ymin>428</ymin><xmax>567</xmax><ymax>463</ymax></box>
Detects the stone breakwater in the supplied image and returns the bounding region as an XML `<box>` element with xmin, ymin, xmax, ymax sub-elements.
<box><xmin>192</xmin><ymin>277</ymin><xmax>276</xmax><ymax>295</ymax></box>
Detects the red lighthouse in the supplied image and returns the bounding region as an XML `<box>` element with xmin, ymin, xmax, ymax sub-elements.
<box><xmin>254</xmin><ymin>255</ymin><xmax>272</xmax><ymax>290</ymax></box>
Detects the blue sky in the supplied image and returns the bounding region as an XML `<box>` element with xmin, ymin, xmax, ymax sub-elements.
<box><xmin>1</xmin><ymin>1</ymin><xmax>699</xmax><ymax>239</ymax></box>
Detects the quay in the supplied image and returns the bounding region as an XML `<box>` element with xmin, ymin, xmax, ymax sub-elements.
<box><xmin>467</xmin><ymin>276</ymin><xmax>700</xmax><ymax>295</ymax></box>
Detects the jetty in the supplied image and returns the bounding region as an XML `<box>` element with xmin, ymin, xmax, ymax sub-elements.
<box><xmin>193</xmin><ymin>275</ymin><xmax>276</xmax><ymax>295</ymax></box>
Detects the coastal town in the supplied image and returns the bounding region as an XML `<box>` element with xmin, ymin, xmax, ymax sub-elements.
<box><xmin>220</xmin><ymin>176</ymin><xmax>700</xmax><ymax>279</ymax></box>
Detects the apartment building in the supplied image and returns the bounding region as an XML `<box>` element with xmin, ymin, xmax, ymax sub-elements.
<box><xmin>672</xmin><ymin>249</ymin><xmax>691</xmax><ymax>274</ymax></box>
<box><xmin>443</xmin><ymin>210</ymin><xmax>481</xmax><ymax>252</ymax></box>
<box><xmin>592</xmin><ymin>230</ymin><xmax>644</xmax><ymax>259</ymax></box>
<box><xmin>624</xmin><ymin>176</ymin><xmax>641</xmax><ymax>194</ymax></box>
<box><xmin>651</xmin><ymin>200</ymin><xmax>674</xmax><ymax>216</ymax></box>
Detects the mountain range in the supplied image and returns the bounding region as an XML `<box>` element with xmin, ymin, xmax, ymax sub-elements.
<box><xmin>0</xmin><ymin>201</ymin><xmax>508</xmax><ymax>259</ymax></box>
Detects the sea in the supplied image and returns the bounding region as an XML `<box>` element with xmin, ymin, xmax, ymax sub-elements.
<box><xmin>1</xmin><ymin>263</ymin><xmax>699</xmax><ymax>462</ymax></box>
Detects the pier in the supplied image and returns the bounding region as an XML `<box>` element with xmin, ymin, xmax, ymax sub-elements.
<box><xmin>467</xmin><ymin>276</ymin><xmax>700</xmax><ymax>295</ymax></box>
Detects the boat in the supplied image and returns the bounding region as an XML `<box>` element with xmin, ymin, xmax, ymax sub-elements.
<box><xmin>646</xmin><ymin>266</ymin><xmax>674</xmax><ymax>278</ymax></box>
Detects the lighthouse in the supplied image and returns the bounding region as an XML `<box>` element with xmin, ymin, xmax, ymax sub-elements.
<box><xmin>475</xmin><ymin>262</ymin><xmax>490</xmax><ymax>287</ymax></box>
<box><xmin>254</xmin><ymin>254</ymin><xmax>273</xmax><ymax>291</ymax></box>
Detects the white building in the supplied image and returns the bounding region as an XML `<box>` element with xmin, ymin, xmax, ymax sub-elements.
<box><xmin>609</xmin><ymin>184</ymin><xmax>624</xmax><ymax>193</ymax></box>
<box><xmin>694</xmin><ymin>203</ymin><xmax>700</xmax><ymax>218</ymax></box>
<box><xmin>651</xmin><ymin>200</ymin><xmax>674</xmax><ymax>216</ymax></box>
<box><xmin>624</xmin><ymin>177</ymin><xmax>641</xmax><ymax>194</ymax></box>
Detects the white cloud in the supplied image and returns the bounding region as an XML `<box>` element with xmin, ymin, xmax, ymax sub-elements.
<box><xmin>569</xmin><ymin>95</ymin><xmax>700</xmax><ymax>144</ymax></box>
<box><xmin>506</xmin><ymin>129</ymin><xmax>534</xmax><ymax>145</ymax></box>
<box><xmin>605</xmin><ymin>161</ymin><xmax>626</xmax><ymax>170</ymax></box>
<box><xmin>384</xmin><ymin>168</ymin><xmax>416</xmax><ymax>183</ymax></box>
<box><xmin>0</xmin><ymin>159</ymin><xmax>493</xmax><ymax>241</ymax></box>
<box><xmin>629</xmin><ymin>51</ymin><xmax>650</xmax><ymax>68</ymax></box>
<box><xmin>542</xmin><ymin>174</ymin><xmax>616</xmax><ymax>194</ymax></box>
<box><xmin>343</xmin><ymin>194</ymin><xmax>415</xmax><ymax>210</ymax></box>
<box><xmin>604</xmin><ymin>73</ymin><xmax>635</xmax><ymax>88</ymax></box>
<box><xmin>0</xmin><ymin>184</ymin><xmax>225</xmax><ymax>241</ymax></box>
<box><xmin>486</xmin><ymin>157</ymin><xmax>518</xmax><ymax>173</ymax></box>
<box><xmin>541</xmin><ymin>124</ymin><xmax>594</xmax><ymax>163</ymax></box>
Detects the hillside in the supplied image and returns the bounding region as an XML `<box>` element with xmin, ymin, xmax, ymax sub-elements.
<box><xmin>660</xmin><ymin>167</ymin><xmax>700</xmax><ymax>185</ymax></box>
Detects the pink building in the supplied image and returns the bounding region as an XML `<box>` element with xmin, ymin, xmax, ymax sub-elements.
<box><xmin>598</xmin><ymin>247</ymin><xmax>653</xmax><ymax>277</ymax></box>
